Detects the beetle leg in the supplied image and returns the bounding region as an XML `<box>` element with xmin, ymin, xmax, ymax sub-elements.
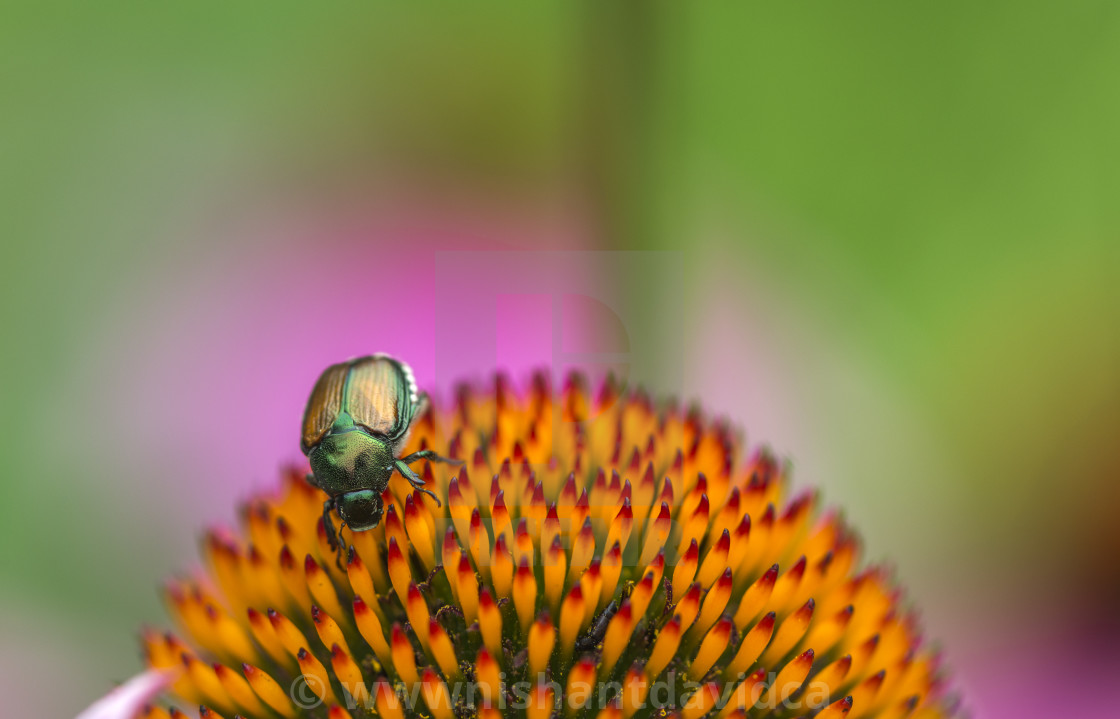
<box><xmin>399</xmin><ymin>449</ymin><xmax>463</xmax><ymax>466</ymax></box>
<box><xmin>394</xmin><ymin>459</ymin><xmax>443</xmax><ymax>507</ymax></box>
<box><xmin>322</xmin><ymin>498</ymin><xmax>340</xmax><ymax>551</ymax></box>
<box><xmin>321</xmin><ymin>498</ymin><xmax>347</xmax><ymax>570</ymax></box>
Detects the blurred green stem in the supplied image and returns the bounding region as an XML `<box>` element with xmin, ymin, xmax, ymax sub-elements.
<box><xmin>577</xmin><ymin>0</ymin><xmax>664</xmax><ymax>249</ymax></box>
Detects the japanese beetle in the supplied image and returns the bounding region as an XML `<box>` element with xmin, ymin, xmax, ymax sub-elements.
<box><xmin>301</xmin><ymin>354</ymin><xmax>458</xmax><ymax>555</ymax></box>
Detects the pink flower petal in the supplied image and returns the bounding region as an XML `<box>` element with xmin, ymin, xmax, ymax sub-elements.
<box><xmin>75</xmin><ymin>668</ymin><xmax>178</xmax><ymax>719</ymax></box>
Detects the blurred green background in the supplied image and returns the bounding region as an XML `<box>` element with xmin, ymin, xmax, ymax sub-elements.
<box><xmin>2</xmin><ymin>2</ymin><xmax>1118</xmax><ymax>717</ymax></box>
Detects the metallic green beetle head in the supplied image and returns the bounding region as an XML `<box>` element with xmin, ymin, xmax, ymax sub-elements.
<box><xmin>335</xmin><ymin>489</ymin><xmax>384</xmax><ymax>532</ymax></box>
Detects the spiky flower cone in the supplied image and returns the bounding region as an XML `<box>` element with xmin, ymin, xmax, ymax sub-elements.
<box><xmin>141</xmin><ymin>372</ymin><xmax>958</xmax><ymax>719</ymax></box>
